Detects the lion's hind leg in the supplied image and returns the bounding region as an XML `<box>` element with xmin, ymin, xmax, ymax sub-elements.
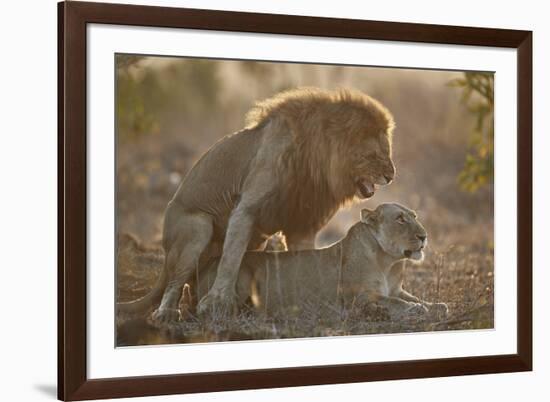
<box><xmin>152</xmin><ymin>212</ymin><xmax>214</xmax><ymax>324</ymax></box>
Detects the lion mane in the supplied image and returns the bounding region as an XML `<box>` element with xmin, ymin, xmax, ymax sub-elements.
<box><xmin>251</xmin><ymin>88</ymin><xmax>396</xmax><ymax>236</ymax></box>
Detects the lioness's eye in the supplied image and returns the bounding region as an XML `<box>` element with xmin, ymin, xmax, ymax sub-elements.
<box><xmin>396</xmin><ymin>214</ymin><xmax>406</xmax><ymax>224</ymax></box>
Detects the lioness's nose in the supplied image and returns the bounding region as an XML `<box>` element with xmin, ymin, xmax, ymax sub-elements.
<box><xmin>416</xmin><ymin>234</ymin><xmax>427</xmax><ymax>242</ymax></box>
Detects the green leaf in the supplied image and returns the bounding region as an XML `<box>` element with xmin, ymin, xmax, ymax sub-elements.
<box><xmin>449</xmin><ymin>72</ymin><xmax>494</xmax><ymax>193</ymax></box>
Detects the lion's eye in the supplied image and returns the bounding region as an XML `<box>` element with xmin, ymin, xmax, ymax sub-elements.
<box><xmin>396</xmin><ymin>214</ymin><xmax>406</xmax><ymax>224</ymax></box>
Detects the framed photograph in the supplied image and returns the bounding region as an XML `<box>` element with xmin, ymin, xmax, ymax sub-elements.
<box><xmin>58</xmin><ymin>1</ymin><xmax>532</xmax><ymax>400</ymax></box>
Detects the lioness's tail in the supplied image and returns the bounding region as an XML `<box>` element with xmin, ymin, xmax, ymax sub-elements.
<box><xmin>117</xmin><ymin>262</ymin><xmax>168</xmax><ymax>315</ymax></box>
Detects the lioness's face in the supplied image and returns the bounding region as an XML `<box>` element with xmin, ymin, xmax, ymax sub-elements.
<box><xmin>352</xmin><ymin>134</ymin><xmax>395</xmax><ymax>199</ymax></box>
<box><xmin>361</xmin><ymin>203</ymin><xmax>427</xmax><ymax>261</ymax></box>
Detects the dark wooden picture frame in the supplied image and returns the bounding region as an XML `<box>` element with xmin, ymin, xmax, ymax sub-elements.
<box><xmin>58</xmin><ymin>1</ymin><xmax>532</xmax><ymax>400</ymax></box>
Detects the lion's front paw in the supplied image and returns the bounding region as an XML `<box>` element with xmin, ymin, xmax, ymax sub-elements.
<box><xmin>426</xmin><ymin>302</ymin><xmax>449</xmax><ymax>320</ymax></box>
<box><xmin>151</xmin><ymin>307</ymin><xmax>182</xmax><ymax>324</ymax></box>
<box><xmin>197</xmin><ymin>288</ymin><xmax>238</xmax><ymax>319</ymax></box>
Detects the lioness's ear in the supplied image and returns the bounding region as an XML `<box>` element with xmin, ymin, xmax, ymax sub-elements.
<box><xmin>360</xmin><ymin>208</ymin><xmax>377</xmax><ymax>225</ymax></box>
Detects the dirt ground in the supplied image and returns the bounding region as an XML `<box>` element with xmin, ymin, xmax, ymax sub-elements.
<box><xmin>116</xmin><ymin>221</ymin><xmax>494</xmax><ymax>346</ymax></box>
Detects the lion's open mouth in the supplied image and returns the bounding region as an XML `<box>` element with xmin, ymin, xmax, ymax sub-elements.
<box><xmin>356</xmin><ymin>179</ymin><xmax>375</xmax><ymax>199</ymax></box>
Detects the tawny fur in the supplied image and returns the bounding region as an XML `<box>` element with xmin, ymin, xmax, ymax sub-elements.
<box><xmin>194</xmin><ymin>203</ymin><xmax>448</xmax><ymax>319</ymax></box>
<box><xmin>253</xmin><ymin>88</ymin><xmax>395</xmax><ymax>233</ymax></box>
<box><xmin>117</xmin><ymin>87</ymin><xmax>397</xmax><ymax>322</ymax></box>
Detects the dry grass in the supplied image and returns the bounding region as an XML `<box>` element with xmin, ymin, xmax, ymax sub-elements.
<box><xmin>116</xmin><ymin>227</ymin><xmax>493</xmax><ymax>346</ymax></box>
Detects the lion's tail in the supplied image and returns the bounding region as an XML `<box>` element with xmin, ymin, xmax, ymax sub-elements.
<box><xmin>116</xmin><ymin>262</ymin><xmax>168</xmax><ymax>315</ymax></box>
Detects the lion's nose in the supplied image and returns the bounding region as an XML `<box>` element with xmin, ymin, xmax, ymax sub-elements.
<box><xmin>416</xmin><ymin>234</ymin><xmax>427</xmax><ymax>242</ymax></box>
<box><xmin>384</xmin><ymin>163</ymin><xmax>396</xmax><ymax>184</ymax></box>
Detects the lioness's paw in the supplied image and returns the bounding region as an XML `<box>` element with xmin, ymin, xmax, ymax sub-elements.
<box><xmin>427</xmin><ymin>302</ymin><xmax>449</xmax><ymax>320</ymax></box>
<box><xmin>406</xmin><ymin>302</ymin><xmax>429</xmax><ymax>316</ymax></box>
<box><xmin>151</xmin><ymin>307</ymin><xmax>182</xmax><ymax>324</ymax></box>
<box><xmin>197</xmin><ymin>289</ymin><xmax>238</xmax><ymax>319</ymax></box>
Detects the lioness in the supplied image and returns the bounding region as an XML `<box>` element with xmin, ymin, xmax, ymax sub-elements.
<box><xmin>192</xmin><ymin>203</ymin><xmax>448</xmax><ymax>319</ymax></box>
<box><xmin>118</xmin><ymin>87</ymin><xmax>396</xmax><ymax>322</ymax></box>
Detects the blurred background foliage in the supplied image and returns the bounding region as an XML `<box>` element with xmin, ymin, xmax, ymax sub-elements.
<box><xmin>448</xmin><ymin>72</ymin><xmax>494</xmax><ymax>192</ymax></box>
<box><xmin>116</xmin><ymin>55</ymin><xmax>220</xmax><ymax>142</ymax></box>
<box><xmin>115</xmin><ymin>55</ymin><xmax>493</xmax><ymax>250</ymax></box>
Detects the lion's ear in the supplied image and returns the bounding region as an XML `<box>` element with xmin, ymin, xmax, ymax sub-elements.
<box><xmin>360</xmin><ymin>208</ymin><xmax>377</xmax><ymax>225</ymax></box>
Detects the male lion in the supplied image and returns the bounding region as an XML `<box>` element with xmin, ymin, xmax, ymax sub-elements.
<box><xmin>118</xmin><ymin>87</ymin><xmax>396</xmax><ymax>322</ymax></box>
<box><xmin>193</xmin><ymin>203</ymin><xmax>449</xmax><ymax>319</ymax></box>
